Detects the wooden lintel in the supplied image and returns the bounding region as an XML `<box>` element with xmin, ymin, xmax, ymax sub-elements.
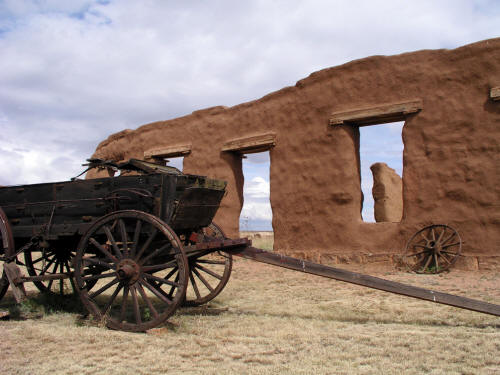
<box><xmin>144</xmin><ymin>144</ymin><xmax>192</xmax><ymax>159</ymax></box>
<box><xmin>490</xmin><ymin>87</ymin><xmax>500</xmax><ymax>101</ymax></box>
<box><xmin>221</xmin><ymin>133</ymin><xmax>276</xmax><ymax>153</ymax></box>
<box><xmin>329</xmin><ymin>99</ymin><xmax>423</xmax><ymax>126</ymax></box>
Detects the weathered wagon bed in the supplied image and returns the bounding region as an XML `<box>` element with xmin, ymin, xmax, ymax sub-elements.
<box><xmin>0</xmin><ymin>159</ymin><xmax>499</xmax><ymax>332</ymax></box>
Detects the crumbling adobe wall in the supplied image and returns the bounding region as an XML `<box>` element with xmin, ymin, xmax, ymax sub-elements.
<box><xmin>89</xmin><ymin>38</ymin><xmax>500</xmax><ymax>269</ymax></box>
<box><xmin>371</xmin><ymin>162</ymin><xmax>403</xmax><ymax>223</ymax></box>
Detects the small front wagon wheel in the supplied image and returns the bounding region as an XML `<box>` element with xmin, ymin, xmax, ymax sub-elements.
<box><xmin>74</xmin><ymin>210</ymin><xmax>188</xmax><ymax>332</ymax></box>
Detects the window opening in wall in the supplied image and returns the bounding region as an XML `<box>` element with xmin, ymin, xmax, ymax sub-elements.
<box><xmin>165</xmin><ymin>156</ymin><xmax>184</xmax><ymax>172</ymax></box>
<box><xmin>150</xmin><ymin>156</ymin><xmax>184</xmax><ymax>171</ymax></box>
<box><xmin>239</xmin><ymin>151</ymin><xmax>273</xmax><ymax>237</ymax></box>
<box><xmin>359</xmin><ymin>121</ymin><xmax>404</xmax><ymax>222</ymax></box>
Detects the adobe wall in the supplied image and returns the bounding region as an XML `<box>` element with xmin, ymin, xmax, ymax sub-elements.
<box><xmin>88</xmin><ymin>38</ymin><xmax>500</xmax><ymax>269</ymax></box>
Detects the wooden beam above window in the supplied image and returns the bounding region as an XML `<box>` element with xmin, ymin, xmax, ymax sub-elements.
<box><xmin>490</xmin><ymin>87</ymin><xmax>500</xmax><ymax>101</ymax></box>
<box><xmin>221</xmin><ymin>133</ymin><xmax>276</xmax><ymax>154</ymax></box>
<box><xmin>144</xmin><ymin>144</ymin><xmax>192</xmax><ymax>159</ymax></box>
<box><xmin>329</xmin><ymin>99</ymin><xmax>423</xmax><ymax>126</ymax></box>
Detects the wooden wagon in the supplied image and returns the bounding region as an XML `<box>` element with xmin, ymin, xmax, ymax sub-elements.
<box><xmin>0</xmin><ymin>159</ymin><xmax>498</xmax><ymax>332</ymax></box>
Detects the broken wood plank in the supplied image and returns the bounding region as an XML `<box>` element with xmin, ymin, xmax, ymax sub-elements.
<box><xmin>490</xmin><ymin>87</ymin><xmax>500</xmax><ymax>101</ymax></box>
<box><xmin>4</xmin><ymin>262</ymin><xmax>27</xmax><ymax>303</ymax></box>
<box><xmin>221</xmin><ymin>133</ymin><xmax>276</xmax><ymax>153</ymax></box>
<box><xmin>329</xmin><ymin>99</ymin><xmax>423</xmax><ymax>126</ymax></box>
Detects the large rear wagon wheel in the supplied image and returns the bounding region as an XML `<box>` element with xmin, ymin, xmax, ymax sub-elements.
<box><xmin>183</xmin><ymin>223</ymin><xmax>233</xmax><ymax>307</ymax></box>
<box><xmin>0</xmin><ymin>207</ymin><xmax>15</xmax><ymax>301</ymax></box>
<box><xmin>74</xmin><ymin>210</ymin><xmax>188</xmax><ymax>332</ymax></box>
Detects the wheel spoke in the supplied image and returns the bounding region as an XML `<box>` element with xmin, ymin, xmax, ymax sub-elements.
<box><xmin>442</xmin><ymin>250</ymin><xmax>459</xmax><ymax>256</ymax></box>
<box><xmin>59</xmin><ymin>262</ymin><xmax>64</xmax><ymax>294</ymax></box>
<box><xmin>81</xmin><ymin>271</ymin><xmax>117</xmax><ymax>282</ymax></box>
<box><xmin>163</xmin><ymin>266</ymin><xmax>178</xmax><ymax>281</ymax></box>
<box><xmin>136</xmin><ymin>282</ymin><xmax>159</xmax><ymax>319</ymax></box>
<box><xmin>118</xmin><ymin>219</ymin><xmax>129</xmax><ymax>257</ymax></box>
<box><xmin>405</xmin><ymin>249</ymin><xmax>429</xmax><ymax>258</ymax></box>
<box><xmin>142</xmin><ymin>260</ymin><xmax>177</xmax><ymax>272</ymax></box>
<box><xmin>103</xmin><ymin>226</ymin><xmax>123</xmax><ymax>260</ymax></box>
<box><xmin>130</xmin><ymin>286</ymin><xmax>142</xmax><ymax>325</ymax></box>
<box><xmin>139</xmin><ymin>243</ymin><xmax>171</xmax><ymax>266</ymax></box>
<box><xmin>89</xmin><ymin>278</ymin><xmax>119</xmax><ymax>299</ymax></box>
<box><xmin>440</xmin><ymin>253</ymin><xmax>452</xmax><ymax>264</ymax></box>
<box><xmin>40</xmin><ymin>256</ymin><xmax>57</xmax><ymax>275</ymax></box>
<box><xmin>434</xmin><ymin>253</ymin><xmax>439</xmax><ymax>271</ymax></box>
<box><xmin>195</xmin><ymin>264</ymin><xmax>223</xmax><ymax>280</ymax></box>
<box><xmin>441</xmin><ymin>232</ymin><xmax>456</xmax><ymax>246</ymax></box>
<box><xmin>142</xmin><ymin>272</ymin><xmax>181</xmax><ymax>288</ymax></box>
<box><xmin>189</xmin><ymin>271</ymin><xmax>201</xmax><ymax>299</ymax></box>
<box><xmin>195</xmin><ymin>259</ymin><xmax>226</xmax><ymax>265</ymax></box>
<box><xmin>103</xmin><ymin>284</ymin><xmax>123</xmax><ymax>315</ymax></box>
<box><xmin>90</xmin><ymin>238</ymin><xmax>118</xmax><ymax>264</ymax></box>
<box><xmin>421</xmin><ymin>254</ymin><xmax>433</xmax><ymax>271</ymax></box>
<box><xmin>82</xmin><ymin>256</ymin><xmax>114</xmax><ymax>270</ymax></box>
<box><xmin>139</xmin><ymin>279</ymin><xmax>172</xmax><ymax>305</ymax></box>
<box><xmin>135</xmin><ymin>228</ymin><xmax>158</xmax><ymax>261</ymax></box>
<box><xmin>120</xmin><ymin>285</ymin><xmax>130</xmax><ymax>322</ymax></box>
<box><xmin>64</xmin><ymin>260</ymin><xmax>77</xmax><ymax>294</ymax></box>
<box><xmin>167</xmin><ymin>273</ymin><xmax>180</xmax><ymax>298</ymax></box>
<box><xmin>31</xmin><ymin>251</ymin><xmax>55</xmax><ymax>265</ymax></box>
<box><xmin>436</xmin><ymin>227</ymin><xmax>445</xmax><ymax>244</ymax></box>
<box><xmin>130</xmin><ymin>220</ymin><xmax>142</xmax><ymax>258</ymax></box>
<box><xmin>442</xmin><ymin>242</ymin><xmax>460</xmax><ymax>249</ymax></box>
<box><xmin>46</xmin><ymin>261</ymin><xmax>60</xmax><ymax>290</ymax></box>
<box><xmin>192</xmin><ymin>266</ymin><xmax>214</xmax><ymax>292</ymax></box>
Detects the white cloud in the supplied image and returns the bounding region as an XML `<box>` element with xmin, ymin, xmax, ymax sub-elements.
<box><xmin>240</xmin><ymin>202</ymin><xmax>272</xmax><ymax>222</ymax></box>
<box><xmin>244</xmin><ymin>176</ymin><xmax>270</xmax><ymax>200</ymax></box>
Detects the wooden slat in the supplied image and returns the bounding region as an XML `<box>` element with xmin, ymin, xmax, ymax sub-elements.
<box><xmin>144</xmin><ymin>144</ymin><xmax>192</xmax><ymax>159</ymax></box>
<box><xmin>490</xmin><ymin>87</ymin><xmax>500</xmax><ymax>101</ymax></box>
<box><xmin>221</xmin><ymin>133</ymin><xmax>276</xmax><ymax>153</ymax></box>
<box><xmin>229</xmin><ymin>246</ymin><xmax>500</xmax><ymax>317</ymax></box>
<box><xmin>329</xmin><ymin>99</ymin><xmax>423</xmax><ymax>126</ymax></box>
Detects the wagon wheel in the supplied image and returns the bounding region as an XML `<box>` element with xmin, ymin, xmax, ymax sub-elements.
<box><xmin>183</xmin><ymin>222</ymin><xmax>233</xmax><ymax>307</ymax></box>
<box><xmin>74</xmin><ymin>210</ymin><xmax>188</xmax><ymax>332</ymax></box>
<box><xmin>24</xmin><ymin>239</ymin><xmax>98</xmax><ymax>296</ymax></box>
<box><xmin>0</xmin><ymin>207</ymin><xmax>15</xmax><ymax>301</ymax></box>
<box><xmin>403</xmin><ymin>224</ymin><xmax>462</xmax><ymax>274</ymax></box>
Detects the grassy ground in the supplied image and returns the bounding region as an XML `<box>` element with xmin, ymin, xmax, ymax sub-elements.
<box><xmin>1</xmin><ymin>255</ymin><xmax>499</xmax><ymax>374</ymax></box>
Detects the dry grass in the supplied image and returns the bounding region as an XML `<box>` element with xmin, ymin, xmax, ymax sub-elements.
<box><xmin>1</xmin><ymin>258</ymin><xmax>499</xmax><ymax>375</ymax></box>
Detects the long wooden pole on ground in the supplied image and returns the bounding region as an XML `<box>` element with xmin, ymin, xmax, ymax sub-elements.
<box><xmin>230</xmin><ymin>246</ymin><xmax>500</xmax><ymax>317</ymax></box>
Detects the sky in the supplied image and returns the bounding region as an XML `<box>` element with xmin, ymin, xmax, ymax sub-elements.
<box><xmin>0</xmin><ymin>0</ymin><xmax>499</xmax><ymax>230</ymax></box>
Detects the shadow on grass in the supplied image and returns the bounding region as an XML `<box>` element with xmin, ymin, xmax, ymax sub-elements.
<box><xmin>221</xmin><ymin>305</ymin><xmax>500</xmax><ymax>329</ymax></box>
<box><xmin>0</xmin><ymin>290</ymin><xmax>86</xmax><ymax>321</ymax></box>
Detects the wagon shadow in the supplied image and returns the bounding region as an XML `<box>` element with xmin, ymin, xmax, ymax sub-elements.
<box><xmin>0</xmin><ymin>290</ymin><xmax>86</xmax><ymax>321</ymax></box>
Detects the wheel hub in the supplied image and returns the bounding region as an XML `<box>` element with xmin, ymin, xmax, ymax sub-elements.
<box><xmin>116</xmin><ymin>259</ymin><xmax>140</xmax><ymax>284</ymax></box>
